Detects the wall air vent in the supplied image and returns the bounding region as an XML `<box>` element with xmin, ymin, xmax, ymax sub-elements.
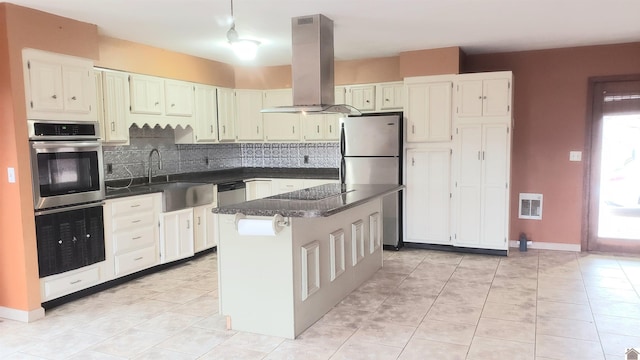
<box><xmin>519</xmin><ymin>193</ymin><xmax>543</xmax><ymax>220</ymax></box>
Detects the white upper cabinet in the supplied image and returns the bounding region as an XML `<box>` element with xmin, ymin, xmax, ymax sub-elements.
<box><xmin>263</xmin><ymin>89</ymin><xmax>300</xmax><ymax>142</ymax></box>
<box><xmin>455</xmin><ymin>72</ymin><xmax>512</xmax><ymax>118</ymax></box>
<box><xmin>23</xmin><ymin>48</ymin><xmax>96</xmax><ymax>121</ymax></box>
<box><xmin>164</xmin><ymin>80</ymin><xmax>194</xmax><ymax>117</ymax></box>
<box><xmin>377</xmin><ymin>81</ymin><xmax>404</xmax><ymax>110</ymax></box>
<box><xmin>346</xmin><ymin>84</ymin><xmax>376</xmax><ymax>112</ymax></box>
<box><xmin>235</xmin><ymin>89</ymin><xmax>264</xmax><ymax>141</ymax></box>
<box><xmin>129</xmin><ymin>74</ymin><xmax>164</xmax><ymax>115</ymax></box>
<box><xmin>405</xmin><ymin>76</ymin><xmax>454</xmax><ymax>143</ymax></box>
<box><xmin>217</xmin><ymin>87</ymin><xmax>236</xmax><ymax>142</ymax></box>
<box><xmin>193</xmin><ymin>85</ymin><xmax>218</xmax><ymax>143</ymax></box>
<box><xmin>96</xmin><ymin>69</ymin><xmax>130</xmax><ymax>144</ymax></box>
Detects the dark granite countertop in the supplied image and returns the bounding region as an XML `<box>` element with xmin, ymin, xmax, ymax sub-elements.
<box><xmin>105</xmin><ymin>167</ymin><xmax>338</xmax><ymax>200</ymax></box>
<box><xmin>212</xmin><ymin>183</ymin><xmax>404</xmax><ymax>218</ymax></box>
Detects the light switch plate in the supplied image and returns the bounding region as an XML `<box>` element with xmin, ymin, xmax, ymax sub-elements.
<box><xmin>569</xmin><ymin>151</ymin><xmax>582</xmax><ymax>162</ymax></box>
<box><xmin>7</xmin><ymin>167</ymin><xmax>15</xmax><ymax>183</ymax></box>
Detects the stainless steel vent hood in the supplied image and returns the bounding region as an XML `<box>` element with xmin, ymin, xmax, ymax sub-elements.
<box><xmin>261</xmin><ymin>14</ymin><xmax>360</xmax><ymax>115</ymax></box>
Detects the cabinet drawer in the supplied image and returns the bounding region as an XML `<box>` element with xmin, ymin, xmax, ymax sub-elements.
<box><xmin>111</xmin><ymin>196</ymin><xmax>155</xmax><ymax>217</ymax></box>
<box><xmin>42</xmin><ymin>266</ymin><xmax>100</xmax><ymax>300</ymax></box>
<box><xmin>112</xmin><ymin>212</ymin><xmax>155</xmax><ymax>232</ymax></box>
<box><xmin>113</xmin><ymin>227</ymin><xmax>155</xmax><ymax>254</ymax></box>
<box><xmin>115</xmin><ymin>246</ymin><xmax>157</xmax><ymax>276</ymax></box>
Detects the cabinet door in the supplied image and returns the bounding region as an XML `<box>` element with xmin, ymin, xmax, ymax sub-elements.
<box><xmin>455</xmin><ymin>80</ymin><xmax>484</xmax><ymax>117</ymax></box>
<box><xmin>217</xmin><ymin>87</ymin><xmax>236</xmax><ymax>141</ymax></box>
<box><xmin>194</xmin><ymin>203</ymin><xmax>216</xmax><ymax>252</ymax></box>
<box><xmin>194</xmin><ymin>85</ymin><xmax>218</xmax><ymax>142</ymax></box>
<box><xmin>302</xmin><ymin>114</ymin><xmax>325</xmax><ymax>141</ymax></box>
<box><xmin>165</xmin><ymin>80</ymin><xmax>194</xmax><ymax>117</ymax></box>
<box><xmin>325</xmin><ymin>114</ymin><xmax>341</xmax><ymax>141</ymax></box>
<box><xmin>454</xmin><ymin>124</ymin><xmax>483</xmax><ymax>246</ymax></box>
<box><xmin>348</xmin><ymin>85</ymin><xmax>375</xmax><ymax>112</ymax></box>
<box><xmin>405</xmin><ymin>148</ymin><xmax>451</xmax><ymax>244</ymax></box>
<box><xmin>480</xmin><ymin>124</ymin><xmax>510</xmax><ymax>248</ymax></box>
<box><xmin>62</xmin><ymin>64</ymin><xmax>92</xmax><ymax>114</ymax></box>
<box><xmin>406</xmin><ymin>81</ymin><xmax>452</xmax><ymax>142</ymax></box>
<box><xmin>129</xmin><ymin>75</ymin><xmax>163</xmax><ymax>115</ymax></box>
<box><xmin>454</xmin><ymin>123</ymin><xmax>509</xmax><ymax>250</ymax></box>
<box><xmin>246</xmin><ymin>180</ymin><xmax>273</xmax><ymax>200</ymax></box>
<box><xmin>159</xmin><ymin>209</ymin><xmax>194</xmax><ymax>263</ymax></box>
<box><xmin>378</xmin><ymin>82</ymin><xmax>404</xmax><ymax>110</ymax></box>
<box><xmin>483</xmin><ymin>78</ymin><xmax>511</xmax><ymax>117</ymax></box>
<box><xmin>235</xmin><ymin>89</ymin><xmax>264</xmax><ymax>141</ymax></box>
<box><xmin>27</xmin><ymin>59</ymin><xmax>64</xmax><ymax>113</ymax></box>
<box><xmin>102</xmin><ymin>71</ymin><xmax>130</xmax><ymax>143</ymax></box>
<box><xmin>263</xmin><ymin>89</ymin><xmax>300</xmax><ymax>141</ymax></box>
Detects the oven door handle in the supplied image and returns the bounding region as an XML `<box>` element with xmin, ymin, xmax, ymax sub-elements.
<box><xmin>35</xmin><ymin>202</ymin><xmax>105</xmax><ymax>216</ymax></box>
<box><xmin>30</xmin><ymin>141</ymin><xmax>101</xmax><ymax>149</ymax></box>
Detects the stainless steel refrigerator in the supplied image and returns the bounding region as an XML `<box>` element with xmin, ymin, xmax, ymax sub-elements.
<box><xmin>340</xmin><ymin>112</ymin><xmax>403</xmax><ymax>249</ymax></box>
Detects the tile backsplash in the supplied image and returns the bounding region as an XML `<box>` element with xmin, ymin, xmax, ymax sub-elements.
<box><xmin>103</xmin><ymin>125</ymin><xmax>340</xmax><ymax>180</ymax></box>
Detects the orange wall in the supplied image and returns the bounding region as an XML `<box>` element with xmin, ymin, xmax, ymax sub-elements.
<box><xmin>399</xmin><ymin>46</ymin><xmax>462</xmax><ymax>77</ymax></box>
<box><xmin>465</xmin><ymin>42</ymin><xmax>640</xmax><ymax>245</ymax></box>
<box><xmin>0</xmin><ymin>3</ymin><xmax>99</xmax><ymax>312</ymax></box>
<box><xmin>96</xmin><ymin>36</ymin><xmax>235</xmax><ymax>88</ymax></box>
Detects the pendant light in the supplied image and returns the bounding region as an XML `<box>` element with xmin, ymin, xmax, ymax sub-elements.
<box><xmin>227</xmin><ymin>0</ymin><xmax>260</xmax><ymax>61</ymax></box>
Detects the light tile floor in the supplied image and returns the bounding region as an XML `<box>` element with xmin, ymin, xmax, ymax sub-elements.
<box><xmin>1</xmin><ymin>248</ymin><xmax>640</xmax><ymax>359</ymax></box>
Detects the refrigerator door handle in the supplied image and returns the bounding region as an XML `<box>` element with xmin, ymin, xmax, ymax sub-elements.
<box><xmin>340</xmin><ymin>122</ymin><xmax>346</xmax><ymax>157</ymax></box>
<box><xmin>340</xmin><ymin>157</ymin><xmax>346</xmax><ymax>184</ymax></box>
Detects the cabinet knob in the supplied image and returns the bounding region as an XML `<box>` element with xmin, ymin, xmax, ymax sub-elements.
<box><xmin>155</xmin><ymin>101</ymin><xmax>160</xmax><ymax>106</ymax></box>
<box><xmin>71</xmin><ymin>96</ymin><xmax>77</xmax><ymax>100</ymax></box>
<box><xmin>478</xmin><ymin>96</ymin><xmax>483</xmax><ymax>100</ymax></box>
<box><xmin>385</xmin><ymin>98</ymin><xmax>390</xmax><ymax>102</ymax></box>
<box><xmin>111</xmin><ymin>122</ymin><xmax>115</xmax><ymax>131</ymax></box>
<box><xmin>210</xmin><ymin>125</ymin><xmax>214</xmax><ymax>133</ymax></box>
<box><xmin>51</xmin><ymin>94</ymin><xmax>57</xmax><ymax>99</ymax></box>
<box><xmin>171</xmin><ymin>103</ymin><xmax>176</xmax><ymax>107</ymax></box>
<box><xmin>365</xmin><ymin>100</ymin><xmax>370</xmax><ymax>103</ymax></box>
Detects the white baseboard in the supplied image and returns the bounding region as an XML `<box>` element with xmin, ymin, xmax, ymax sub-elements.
<box><xmin>509</xmin><ymin>240</ymin><xmax>581</xmax><ymax>252</ymax></box>
<box><xmin>0</xmin><ymin>306</ymin><xmax>45</xmax><ymax>322</ymax></box>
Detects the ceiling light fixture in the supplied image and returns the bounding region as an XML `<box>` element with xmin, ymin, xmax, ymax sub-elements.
<box><xmin>226</xmin><ymin>0</ymin><xmax>260</xmax><ymax>61</ymax></box>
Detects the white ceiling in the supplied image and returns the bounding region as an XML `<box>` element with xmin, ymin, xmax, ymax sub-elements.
<box><xmin>6</xmin><ymin>0</ymin><xmax>640</xmax><ymax>67</ymax></box>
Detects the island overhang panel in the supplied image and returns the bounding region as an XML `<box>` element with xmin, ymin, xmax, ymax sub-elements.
<box><xmin>214</xmin><ymin>184</ymin><xmax>402</xmax><ymax>338</ymax></box>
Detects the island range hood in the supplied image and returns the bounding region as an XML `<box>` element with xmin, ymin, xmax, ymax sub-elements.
<box><xmin>261</xmin><ymin>14</ymin><xmax>360</xmax><ymax>115</ymax></box>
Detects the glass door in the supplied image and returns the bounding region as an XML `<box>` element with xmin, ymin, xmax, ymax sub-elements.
<box><xmin>588</xmin><ymin>79</ymin><xmax>640</xmax><ymax>252</ymax></box>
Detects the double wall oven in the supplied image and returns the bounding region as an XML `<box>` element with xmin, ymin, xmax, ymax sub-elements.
<box><xmin>29</xmin><ymin>120</ymin><xmax>106</xmax><ymax>278</ymax></box>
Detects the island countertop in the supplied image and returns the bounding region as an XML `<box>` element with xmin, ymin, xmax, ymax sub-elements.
<box><xmin>212</xmin><ymin>183</ymin><xmax>404</xmax><ymax>218</ymax></box>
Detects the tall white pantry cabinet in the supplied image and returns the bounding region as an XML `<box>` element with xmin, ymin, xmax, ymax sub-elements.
<box><xmin>403</xmin><ymin>71</ymin><xmax>513</xmax><ymax>252</ymax></box>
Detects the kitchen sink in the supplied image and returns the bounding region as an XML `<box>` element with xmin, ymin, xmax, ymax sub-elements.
<box><xmin>148</xmin><ymin>182</ymin><xmax>214</xmax><ymax>212</ymax></box>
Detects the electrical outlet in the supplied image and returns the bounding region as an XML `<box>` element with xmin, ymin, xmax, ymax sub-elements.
<box><xmin>303</xmin><ymin>155</ymin><xmax>309</xmax><ymax>164</ymax></box>
<box><xmin>106</xmin><ymin>163</ymin><xmax>113</xmax><ymax>174</ymax></box>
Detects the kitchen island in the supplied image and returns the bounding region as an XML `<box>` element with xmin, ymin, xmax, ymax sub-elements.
<box><xmin>212</xmin><ymin>183</ymin><xmax>403</xmax><ymax>339</ymax></box>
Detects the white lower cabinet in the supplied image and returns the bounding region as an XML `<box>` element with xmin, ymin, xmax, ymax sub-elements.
<box><xmin>41</xmin><ymin>266</ymin><xmax>101</xmax><ymax>302</ymax></box>
<box><xmin>194</xmin><ymin>203</ymin><xmax>217</xmax><ymax>252</ymax></box>
<box><xmin>405</xmin><ymin>148</ymin><xmax>452</xmax><ymax>245</ymax></box>
<box><xmin>159</xmin><ymin>208</ymin><xmax>195</xmax><ymax>263</ymax></box>
<box><xmin>106</xmin><ymin>193</ymin><xmax>161</xmax><ymax>277</ymax></box>
<box><xmin>114</xmin><ymin>246</ymin><xmax>157</xmax><ymax>277</ymax></box>
<box><xmin>453</xmin><ymin>122</ymin><xmax>510</xmax><ymax>250</ymax></box>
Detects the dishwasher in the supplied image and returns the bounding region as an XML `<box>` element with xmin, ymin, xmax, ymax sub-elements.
<box><xmin>217</xmin><ymin>180</ymin><xmax>246</xmax><ymax>206</ymax></box>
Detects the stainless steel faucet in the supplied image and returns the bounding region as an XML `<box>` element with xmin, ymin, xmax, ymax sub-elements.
<box><xmin>148</xmin><ymin>148</ymin><xmax>162</xmax><ymax>183</ymax></box>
